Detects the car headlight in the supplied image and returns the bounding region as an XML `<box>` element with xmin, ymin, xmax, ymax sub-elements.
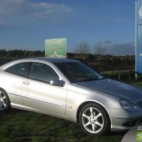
<box><xmin>120</xmin><ymin>100</ymin><xmax>138</xmax><ymax>112</ymax></box>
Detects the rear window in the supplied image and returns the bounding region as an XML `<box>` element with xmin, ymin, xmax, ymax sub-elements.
<box><xmin>5</xmin><ymin>62</ymin><xmax>29</xmax><ymax>76</ymax></box>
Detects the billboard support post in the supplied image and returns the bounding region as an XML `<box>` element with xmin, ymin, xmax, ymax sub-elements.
<box><xmin>135</xmin><ymin>0</ymin><xmax>142</xmax><ymax>74</ymax></box>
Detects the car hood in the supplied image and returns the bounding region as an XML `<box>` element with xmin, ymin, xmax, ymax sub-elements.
<box><xmin>75</xmin><ymin>79</ymin><xmax>142</xmax><ymax>102</ymax></box>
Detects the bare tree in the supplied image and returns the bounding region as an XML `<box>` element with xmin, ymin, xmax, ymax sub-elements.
<box><xmin>92</xmin><ymin>41</ymin><xmax>107</xmax><ymax>55</ymax></box>
<box><xmin>74</xmin><ymin>42</ymin><xmax>91</xmax><ymax>54</ymax></box>
<box><xmin>74</xmin><ymin>42</ymin><xmax>91</xmax><ymax>60</ymax></box>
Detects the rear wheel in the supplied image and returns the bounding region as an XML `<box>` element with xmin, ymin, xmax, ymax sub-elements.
<box><xmin>0</xmin><ymin>89</ymin><xmax>10</xmax><ymax>111</ymax></box>
<box><xmin>79</xmin><ymin>103</ymin><xmax>110</xmax><ymax>136</ymax></box>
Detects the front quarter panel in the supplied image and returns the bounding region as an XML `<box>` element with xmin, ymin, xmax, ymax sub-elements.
<box><xmin>66</xmin><ymin>83</ymin><xmax>121</xmax><ymax>121</ymax></box>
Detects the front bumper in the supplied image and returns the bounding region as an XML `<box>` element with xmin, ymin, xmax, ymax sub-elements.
<box><xmin>107</xmin><ymin>108</ymin><xmax>142</xmax><ymax>131</ymax></box>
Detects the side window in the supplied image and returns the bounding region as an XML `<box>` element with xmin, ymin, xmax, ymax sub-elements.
<box><xmin>5</xmin><ymin>62</ymin><xmax>29</xmax><ymax>76</ymax></box>
<box><xmin>28</xmin><ymin>62</ymin><xmax>59</xmax><ymax>83</ymax></box>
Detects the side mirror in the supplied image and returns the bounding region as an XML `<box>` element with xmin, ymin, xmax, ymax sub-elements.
<box><xmin>50</xmin><ymin>80</ymin><xmax>65</xmax><ymax>87</ymax></box>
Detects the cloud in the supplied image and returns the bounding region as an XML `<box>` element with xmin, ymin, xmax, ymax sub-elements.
<box><xmin>0</xmin><ymin>0</ymin><xmax>73</xmax><ymax>25</ymax></box>
<box><xmin>104</xmin><ymin>42</ymin><xmax>135</xmax><ymax>55</ymax></box>
<box><xmin>26</xmin><ymin>1</ymin><xmax>73</xmax><ymax>19</ymax></box>
<box><xmin>102</xmin><ymin>40</ymin><xmax>112</xmax><ymax>45</ymax></box>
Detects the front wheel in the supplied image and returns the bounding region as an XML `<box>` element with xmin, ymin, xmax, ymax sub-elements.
<box><xmin>0</xmin><ymin>89</ymin><xmax>10</xmax><ymax>111</ymax></box>
<box><xmin>79</xmin><ymin>103</ymin><xmax>110</xmax><ymax>136</ymax></box>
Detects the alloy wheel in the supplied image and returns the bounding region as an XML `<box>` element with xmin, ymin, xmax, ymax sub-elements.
<box><xmin>0</xmin><ymin>90</ymin><xmax>8</xmax><ymax>110</ymax></box>
<box><xmin>79</xmin><ymin>103</ymin><xmax>110</xmax><ymax>135</ymax></box>
<box><xmin>82</xmin><ymin>107</ymin><xmax>104</xmax><ymax>134</ymax></box>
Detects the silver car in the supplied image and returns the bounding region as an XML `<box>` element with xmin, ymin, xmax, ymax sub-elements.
<box><xmin>0</xmin><ymin>57</ymin><xmax>142</xmax><ymax>135</ymax></box>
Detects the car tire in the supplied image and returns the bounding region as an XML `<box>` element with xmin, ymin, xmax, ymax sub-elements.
<box><xmin>79</xmin><ymin>103</ymin><xmax>110</xmax><ymax>136</ymax></box>
<box><xmin>0</xmin><ymin>89</ymin><xmax>10</xmax><ymax>111</ymax></box>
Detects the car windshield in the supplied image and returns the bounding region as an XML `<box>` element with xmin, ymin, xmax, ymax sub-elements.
<box><xmin>55</xmin><ymin>61</ymin><xmax>104</xmax><ymax>83</ymax></box>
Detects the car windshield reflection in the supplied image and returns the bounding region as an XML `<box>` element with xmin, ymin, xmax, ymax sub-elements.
<box><xmin>55</xmin><ymin>62</ymin><xmax>104</xmax><ymax>83</ymax></box>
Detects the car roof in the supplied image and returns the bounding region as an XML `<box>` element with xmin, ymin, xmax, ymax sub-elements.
<box><xmin>0</xmin><ymin>57</ymin><xmax>79</xmax><ymax>70</ymax></box>
<box><xmin>25</xmin><ymin>57</ymin><xmax>78</xmax><ymax>63</ymax></box>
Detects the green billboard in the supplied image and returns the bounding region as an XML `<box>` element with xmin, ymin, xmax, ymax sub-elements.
<box><xmin>45</xmin><ymin>38</ymin><xmax>67</xmax><ymax>58</ymax></box>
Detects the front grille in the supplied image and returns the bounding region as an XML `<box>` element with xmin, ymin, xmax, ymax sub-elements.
<box><xmin>137</xmin><ymin>101</ymin><xmax>142</xmax><ymax>108</ymax></box>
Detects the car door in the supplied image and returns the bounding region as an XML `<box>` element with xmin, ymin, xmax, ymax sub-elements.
<box><xmin>22</xmin><ymin>62</ymin><xmax>67</xmax><ymax>114</ymax></box>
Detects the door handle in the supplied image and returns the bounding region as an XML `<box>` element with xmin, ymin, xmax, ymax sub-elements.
<box><xmin>23</xmin><ymin>81</ymin><xmax>30</xmax><ymax>85</ymax></box>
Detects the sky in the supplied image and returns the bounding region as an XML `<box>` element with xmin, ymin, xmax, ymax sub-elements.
<box><xmin>0</xmin><ymin>0</ymin><xmax>136</xmax><ymax>53</ymax></box>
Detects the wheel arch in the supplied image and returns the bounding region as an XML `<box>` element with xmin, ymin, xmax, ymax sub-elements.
<box><xmin>76</xmin><ymin>100</ymin><xmax>111</xmax><ymax>126</ymax></box>
<box><xmin>0</xmin><ymin>87</ymin><xmax>7</xmax><ymax>94</ymax></box>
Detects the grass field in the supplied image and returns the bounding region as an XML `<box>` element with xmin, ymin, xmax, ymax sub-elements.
<box><xmin>0</xmin><ymin>80</ymin><xmax>142</xmax><ymax>142</ymax></box>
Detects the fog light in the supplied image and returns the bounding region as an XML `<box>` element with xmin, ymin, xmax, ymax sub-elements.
<box><xmin>123</xmin><ymin>121</ymin><xmax>136</xmax><ymax>126</ymax></box>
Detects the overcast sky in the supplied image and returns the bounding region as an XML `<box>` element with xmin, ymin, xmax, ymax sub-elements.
<box><xmin>0</xmin><ymin>0</ymin><xmax>135</xmax><ymax>53</ymax></box>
